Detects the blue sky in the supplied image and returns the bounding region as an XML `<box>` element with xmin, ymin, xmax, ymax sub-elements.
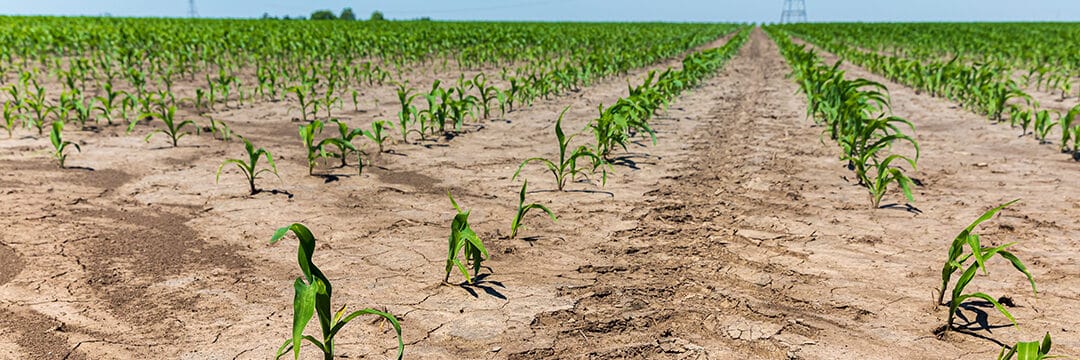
<box><xmin>2</xmin><ymin>0</ymin><xmax>1079</xmax><ymax>22</ymax></box>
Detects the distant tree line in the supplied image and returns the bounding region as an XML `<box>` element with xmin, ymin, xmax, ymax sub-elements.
<box><xmin>311</xmin><ymin>8</ymin><xmax>385</xmax><ymax>21</ymax></box>
<box><xmin>259</xmin><ymin>9</ymin><xmax>387</xmax><ymax>21</ymax></box>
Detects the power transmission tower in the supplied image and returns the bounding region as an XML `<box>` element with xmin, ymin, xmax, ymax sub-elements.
<box><xmin>780</xmin><ymin>0</ymin><xmax>807</xmax><ymax>23</ymax></box>
<box><xmin>188</xmin><ymin>0</ymin><xmax>199</xmax><ymax>18</ymax></box>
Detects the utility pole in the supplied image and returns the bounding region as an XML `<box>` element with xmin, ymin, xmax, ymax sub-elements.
<box><xmin>188</xmin><ymin>0</ymin><xmax>199</xmax><ymax>18</ymax></box>
<box><xmin>780</xmin><ymin>0</ymin><xmax>807</xmax><ymax>23</ymax></box>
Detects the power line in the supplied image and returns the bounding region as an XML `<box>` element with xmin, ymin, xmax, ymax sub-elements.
<box><xmin>188</xmin><ymin>0</ymin><xmax>199</xmax><ymax>18</ymax></box>
<box><xmin>780</xmin><ymin>0</ymin><xmax>807</xmax><ymax>23</ymax></box>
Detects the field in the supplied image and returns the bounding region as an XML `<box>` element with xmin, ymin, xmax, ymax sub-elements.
<box><xmin>0</xmin><ymin>18</ymin><xmax>1078</xmax><ymax>359</ymax></box>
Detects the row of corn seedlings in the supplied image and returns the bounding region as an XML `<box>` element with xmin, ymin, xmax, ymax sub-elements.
<box><xmin>779</xmin><ymin>25</ymin><xmax>1080</xmax><ymax>162</ymax></box>
<box><xmin>772</xmin><ymin>23</ymin><xmax>1080</xmax><ymax>100</ymax></box>
<box><xmin>590</xmin><ymin>27</ymin><xmax>751</xmax><ymax>160</ymax></box>
<box><xmin>386</xmin><ymin>26</ymin><xmax>747</xmax><ymax>147</ymax></box>
<box><xmin>770</xmin><ymin>26</ymin><xmax>1062</xmax><ymax>357</ymax></box>
<box><xmin>766</xmin><ymin>27</ymin><xmax>919</xmax><ymax>208</ymax></box>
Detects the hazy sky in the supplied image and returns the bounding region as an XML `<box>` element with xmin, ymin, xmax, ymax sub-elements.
<box><xmin>2</xmin><ymin>0</ymin><xmax>1080</xmax><ymax>22</ymax></box>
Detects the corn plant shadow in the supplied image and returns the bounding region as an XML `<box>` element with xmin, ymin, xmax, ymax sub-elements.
<box><xmin>147</xmin><ymin>144</ymin><xmax>209</xmax><ymax>151</ymax></box>
<box><xmin>953</xmin><ymin>301</ymin><xmax>1015</xmax><ymax>334</ymax></box>
<box><xmin>519</xmin><ymin>235</ymin><xmax>562</xmax><ymax>245</ymax></box>
<box><xmin>65</xmin><ymin>166</ymin><xmax>96</xmax><ymax>172</ymax></box>
<box><xmin>608</xmin><ymin>153</ymin><xmax>657</xmax><ymax>170</ymax></box>
<box><xmin>457</xmin><ymin>274</ymin><xmax>507</xmax><ymax>300</ymax></box>
<box><xmin>528</xmin><ymin>189</ymin><xmax>615</xmax><ymax>197</ymax></box>
<box><xmin>878</xmin><ymin>203</ymin><xmax>923</xmax><ymax>214</ymax></box>
<box><xmin>931</xmin><ymin>301</ymin><xmax>1011</xmax><ymax>347</ymax></box>
<box><xmin>254</xmin><ymin>189</ymin><xmax>294</xmax><ymax>199</ymax></box>
<box><xmin>314</xmin><ymin>173</ymin><xmax>354</xmax><ymax>183</ymax></box>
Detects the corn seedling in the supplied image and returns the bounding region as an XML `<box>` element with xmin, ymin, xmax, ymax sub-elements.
<box><xmin>444</xmin><ymin>192</ymin><xmax>489</xmax><ymax>284</ymax></box>
<box><xmin>299</xmin><ymin>120</ymin><xmax>356</xmax><ymax>175</ymax></box>
<box><xmin>94</xmin><ymin>80</ymin><xmax>121</xmax><ymax>125</ymax></box>
<box><xmin>23</xmin><ymin>81</ymin><xmax>53</xmax><ymax>136</ymax></box>
<box><xmin>363</xmin><ymin>120</ymin><xmax>392</xmax><ymax>153</ymax></box>
<box><xmin>938</xmin><ymin>200</ymin><xmax>1036</xmax><ymax>334</ymax></box>
<box><xmin>49</xmin><ymin>121</ymin><xmax>79</xmax><ymax>168</ymax></box>
<box><xmin>144</xmin><ymin>106</ymin><xmax>196</xmax><ymax>147</ymax></box>
<box><xmin>473</xmin><ymin>73</ymin><xmax>499</xmax><ymax>119</ymax></box>
<box><xmin>206</xmin><ymin>117</ymin><xmax>235</xmax><ymax>142</ymax></box>
<box><xmin>217</xmin><ymin>137</ymin><xmax>278</xmax><ymax>195</ymax></box>
<box><xmin>319</xmin><ymin>84</ymin><xmax>343</xmax><ymax>119</ymax></box>
<box><xmin>288</xmin><ymin>83</ymin><xmax>315</xmax><ymax>122</ymax></box>
<box><xmin>347</xmin><ymin>89</ymin><xmax>359</xmax><ymax>112</ymax></box>
<box><xmin>509</xmin><ymin>180</ymin><xmax>557</xmax><ymax>239</ymax></box>
<box><xmin>1060</xmin><ymin>104</ymin><xmax>1080</xmax><ymax>152</ymax></box>
<box><xmin>1033</xmin><ymin>109</ymin><xmax>1058</xmax><ymax>143</ymax></box>
<box><xmin>2</xmin><ymin>101</ymin><xmax>18</xmax><ymax>137</ymax></box>
<box><xmin>194</xmin><ymin>88</ymin><xmax>207</xmax><ymax>112</ymax></box>
<box><xmin>394</xmin><ymin>82</ymin><xmax>419</xmax><ymax>143</ymax></box>
<box><xmin>997</xmin><ymin>333</ymin><xmax>1061</xmax><ymax>360</ymax></box>
<box><xmin>328</xmin><ymin>119</ymin><xmax>365</xmax><ymax>172</ymax></box>
<box><xmin>862</xmin><ymin>154</ymin><xmax>917</xmax><ymax>208</ymax></box>
<box><xmin>513</xmin><ymin>107</ymin><xmax>606</xmax><ymax>191</ymax></box>
<box><xmin>270</xmin><ymin>223</ymin><xmax>404</xmax><ymax>360</ymax></box>
<box><xmin>211</xmin><ymin>68</ymin><xmax>236</xmax><ymax>108</ymax></box>
<box><xmin>71</xmin><ymin>96</ymin><xmax>94</xmax><ymax>130</ymax></box>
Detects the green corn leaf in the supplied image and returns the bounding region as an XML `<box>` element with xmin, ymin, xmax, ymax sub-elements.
<box><xmin>998</xmin><ymin>250</ymin><xmax>1038</xmax><ymax>298</ymax></box>
<box><xmin>289</xmin><ymin>278</ymin><xmax>317</xmax><ymax>360</ymax></box>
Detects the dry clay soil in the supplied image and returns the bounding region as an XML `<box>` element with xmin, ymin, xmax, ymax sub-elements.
<box><xmin>1</xmin><ymin>28</ymin><xmax>1079</xmax><ymax>359</ymax></box>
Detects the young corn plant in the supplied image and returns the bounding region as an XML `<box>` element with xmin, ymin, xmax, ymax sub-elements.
<box><xmin>444</xmin><ymin>192</ymin><xmax>489</xmax><ymax>284</ymax></box>
<box><xmin>2</xmin><ymin>101</ymin><xmax>18</xmax><ymax>138</ymax></box>
<box><xmin>363</xmin><ymin>120</ymin><xmax>392</xmax><ymax>153</ymax></box>
<box><xmin>270</xmin><ymin>223</ymin><xmax>404</xmax><ymax>360</ymax></box>
<box><xmin>512</xmin><ymin>107</ymin><xmax>606</xmax><ymax>191</ymax></box>
<box><xmin>1032</xmin><ymin>109</ymin><xmax>1058</xmax><ymax>144</ymax></box>
<box><xmin>996</xmin><ymin>333</ymin><xmax>1061</xmax><ymax>360</ymax></box>
<box><xmin>94</xmin><ymin>81</ymin><xmax>121</xmax><ymax>125</ymax></box>
<box><xmin>299</xmin><ymin>120</ymin><xmax>356</xmax><ymax>176</ymax></box>
<box><xmin>108</xmin><ymin>87</ymin><xmax>129</xmax><ymax>119</ymax></box>
<box><xmin>216</xmin><ymin>137</ymin><xmax>279</xmax><ymax>195</ymax></box>
<box><xmin>144</xmin><ymin>106</ymin><xmax>196</xmax><ymax>147</ymax></box>
<box><xmin>394</xmin><ymin>82</ymin><xmax>419</xmax><ymax>143</ymax></box>
<box><xmin>350</xmin><ymin>89</ymin><xmax>361</xmax><ymax>112</ymax></box>
<box><xmin>50</xmin><ymin>121</ymin><xmax>80</xmax><ymax>168</ymax></box>
<box><xmin>71</xmin><ymin>96</ymin><xmax>94</xmax><ymax>130</ymax></box>
<box><xmin>862</xmin><ymin>154</ymin><xmax>917</xmax><ymax>208</ymax></box>
<box><xmin>288</xmin><ymin>83</ymin><xmax>315</xmax><ymax>122</ymax></box>
<box><xmin>206</xmin><ymin>117</ymin><xmax>235</xmax><ymax>142</ymax></box>
<box><xmin>938</xmin><ymin>200</ymin><xmax>1037</xmax><ymax>335</ymax></box>
<box><xmin>1059</xmin><ymin>104</ymin><xmax>1080</xmax><ymax>152</ymax></box>
<box><xmin>328</xmin><ymin>119</ymin><xmax>365</xmax><ymax>172</ymax></box>
<box><xmin>473</xmin><ymin>73</ymin><xmax>499</xmax><ymax>119</ymax></box>
<box><xmin>1015</xmin><ymin>107</ymin><xmax>1033</xmax><ymax>136</ymax></box>
<box><xmin>23</xmin><ymin>81</ymin><xmax>53</xmax><ymax>136</ymax></box>
<box><xmin>319</xmin><ymin>84</ymin><xmax>343</xmax><ymax>119</ymax></box>
<box><xmin>509</xmin><ymin>180</ymin><xmax>557</xmax><ymax>239</ymax></box>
